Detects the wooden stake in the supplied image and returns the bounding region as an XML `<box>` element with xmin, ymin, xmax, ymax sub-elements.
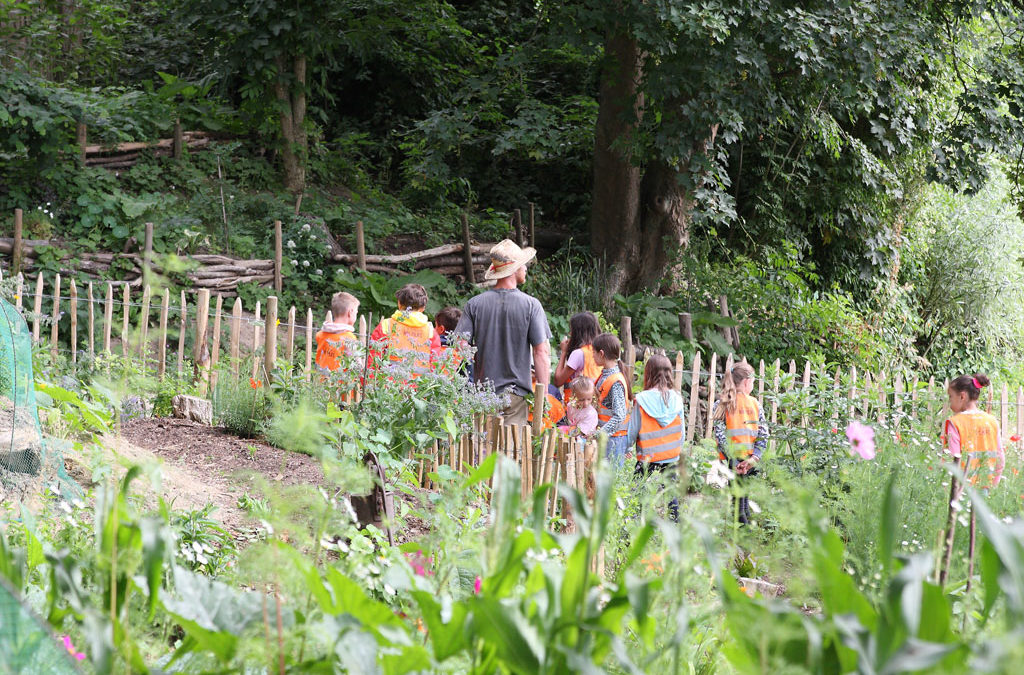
<box><xmin>143</xmin><ymin>222</ymin><xmax>154</xmax><ymax>279</ymax></box>
<box><xmin>801</xmin><ymin>361</ymin><xmax>811</xmax><ymax>427</ymax></box>
<box><xmin>264</xmin><ymin>296</ymin><xmax>278</xmax><ymax>382</ymax></box>
<box><xmin>194</xmin><ymin>289</ymin><xmax>211</xmax><ymax>392</ymax></box>
<box><xmin>304</xmin><ymin>308</ymin><xmax>313</xmax><ymax>381</ymax></box>
<box><xmin>514</xmin><ymin>208</ymin><xmax>523</xmax><ymax>246</ymax></box>
<box><xmin>158</xmin><ymin>289</ymin><xmax>169</xmax><ymax>380</ymax></box>
<box><xmin>758</xmin><ymin>359</ymin><xmax>766</xmax><ymax>407</ymax></box>
<box><xmin>686</xmin><ymin>351</ymin><xmax>701</xmax><ymax>443</ymax></box>
<box><xmin>121</xmin><ymin>284</ymin><xmax>131</xmax><ymax>361</ymax></box>
<box><xmin>705</xmin><ymin>352</ymin><xmax>718</xmax><ymax>438</ymax></box>
<box><xmin>532</xmin><ymin>382</ymin><xmax>546</xmax><ymax>436</ymax></box>
<box><xmin>356</xmin><ymin>220</ymin><xmax>366</xmax><ymax>272</ymax></box>
<box><xmin>673</xmin><ymin>351</ymin><xmax>684</xmax><ymax>392</ymax></box>
<box><xmin>230</xmin><ymin>297</ymin><xmax>242</xmax><ymax>377</ymax></box>
<box><xmin>12</xmin><ymin>208</ymin><xmax>23</xmax><ymax>276</ymax></box>
<box><xmin>87</xmin><ymin>282</ymin><xmax>95</xmax><ymax>359</ymax></box>
<box><xmin>76</xmin><ymin>122</ymin><xmax>87</xmax><ymax>162</ymax></box>
<box><xmin>718</xmin><ymin>295</ymin><xmax>733</xmax><ymax>348</ymax></box>
<box><xmin>286</xmin><ymin>306</ymin><xmax>296</xmax><ymax>364</ymax></box>
<box><xmin>461</xmin><ymin>213</ymin><xmax>475</xmax><ymax>284</ymax></box>
<box><xmin>251</xmin><ymin>301</ymin><xmax>262</xmax><ymax>380</ymax></box>
<box><xmin>32</xmin><ymin>273</ymin><xmax>43</xmax><ymax>343</ymax></box>
<box><xmin>69</xmin><ymin>278</ymin><xmax>78</xmax><ymax>366</ymax></box>
<box><xmin>678</xmin><ymin>312</ymin><xmax>693</xmax><ymax>341</ymax></box>
<box><xmin>528</xmin><ymin>202</ymin><xmax>535</xmax><ymax>248</ymax></box>
<box><xmin>50</xmin><ymin>273</ymin><xmax>60</xmax><ymax>362</ymax></box>
<box><xmin>177</xmin><ymin>290</ymin><xmax>187</xmax><ymax>377</ymax></box>
<box><xmin>14</xmin><ymin>273</ymin><xmax>22</xmax><ymax>311</ymax></box>
<box><xmin>210</xmin><ymin>294</ymin><xmax>223</xmax><ymax>389</ymax></box>
<box><xmin>620</xmin><ymin>315</ymin><xmax>633</xmax><ymax>382</ymax></box>
<box><xmin>103</xmin><ymin>282</ymin><xmax>113</xmax><ymax>353</ymax></box>
<box><xmin>172</xmin><ymin>118</ymin><xmax>184</xmax><ymax>159</ymax></box>
<box><xmin>274</xmin><ymin>220</ymin><xmax>283</xmax><ymax>293</ymax></box>
<box><xmin>138</xmin><ymin>284</ymin><xmax>151</xmax><ymax>367</ymax></box>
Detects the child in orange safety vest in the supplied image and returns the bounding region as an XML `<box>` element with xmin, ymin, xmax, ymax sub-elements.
<box><xmin>315</xmin><ymin>292</ymin><xmax>362</xmax><ymax>400</ymax></box>
<box><xmin>434</xmin><ymin>306</ymin><xmax>470</xmax><ymax>379</ymax></box>
<box><xmin>944</xmin><ymin>373</ymin><xmax>1003</xmax><ymax>495</ymax></box>
<box><xmin>625</xmin><ymin>354</ymin><xmax>683</xmax><ymax>520</ymax></box>
<box><xmin>713</xmin><ymin>361</ymin><xmax>767</xmax><ymax>525</ymax></box>
<box><xmin>368</xmin><ymin>283</ymin><xmax>442</xmax><ymax>379</ymax></box>
<box><xmin>554</xmin><ymin>312</ymin><xmax>603</xmax><ymax>402</ymax></box>
<box><xmin>592</xmin><ymin>332</ymin><xmax>633</xmax><ymax>465</ymax></box>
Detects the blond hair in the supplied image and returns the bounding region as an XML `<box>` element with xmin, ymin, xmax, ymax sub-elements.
<box><xmin>331</xmin><ymin>292</ymin><xmax>359</xmax><ymax>319</ymax></box>
<box><xmin>569</xmin><ymin>376</ymin><xmax>594</xmax><ymax>400</ymax></box>
<box><xmin>713</xmin><ymin>360</ymin><xmax>754</xmax><ymax>421</ymax></box>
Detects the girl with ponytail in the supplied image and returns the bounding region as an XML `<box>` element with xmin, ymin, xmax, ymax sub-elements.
<box><xmin>591</xmin><ymin>333</ymin><xmax>634</xmax><ymax>465</ymax></box>
<box><xmin>712</xmin><ymin>360</ymin><xmax>767</xmax><ymax>524</ymax></box>
<box><xmin>945</xmin><ymin>373</ymin><xmax>1003</xmax><ymax>493</ymax></box>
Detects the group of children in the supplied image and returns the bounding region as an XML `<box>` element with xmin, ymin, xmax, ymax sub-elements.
<box><xmin>314</xmin><ymin>287</ymin><xmax>1006</xmax><ymax>524</ymax></box>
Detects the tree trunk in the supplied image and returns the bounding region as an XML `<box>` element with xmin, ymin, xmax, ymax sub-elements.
<box><xmin>635</xmin><ymin>161</ymin><xmax>694</xmax><ymax>291</ymax></box>
<box><xmin>273</xmin><ymin>53</ymin><xmax>307</xmax><ymax>194</ymax></box>
<box><xmin>589</xmin><ymin>29</ymin><xmax>644</xmax><ymax>298</ymax></box>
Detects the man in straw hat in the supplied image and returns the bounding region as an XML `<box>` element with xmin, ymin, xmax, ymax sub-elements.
<box><xmin>455</xmin><ymin>239</ymin><xmax>551</xmax><ymax>425</ymax></box>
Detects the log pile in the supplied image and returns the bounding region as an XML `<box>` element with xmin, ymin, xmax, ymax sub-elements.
<box><xmin>0</xmin><ymin>239</ymin><xmax>498</xmax><ymax>294</ymax></box>
<box><xmin>84</xmin><ymin>131</ymin><xmax>212</xmax><ymax>169</ymax></box>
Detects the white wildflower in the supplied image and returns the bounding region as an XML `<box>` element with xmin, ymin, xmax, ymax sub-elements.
<box><xmin>291</xmin><ymin>259</ymin><xmax>298</xmax><ymax>266</ymax></box>
<box><xmin>315</xmin><ymin>268</ymin><xmax>323</xmax><ymax>275</ymax></box>
<box><xmin>302</xmin><ymin>223</ymin><xmax>311</xmax><ymax>231</ymax></box>
<box><xmin>286</xmin><ymin>240</ymin><xmax>296</xmax><ymax>249</ymax></box>
<box><xmin>302</xmin><ymin>260</ymin><xmax>310</xmax><ymax>267</ymax></box>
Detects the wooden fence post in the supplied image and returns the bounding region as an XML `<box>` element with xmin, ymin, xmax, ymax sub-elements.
<box><xmin>177</xmin><ymin>290</ymin><xmax>187</xmax><ymax>377</ymax></box>
<box><xmin>758</xmin><ymin>359</ymin><xmax>766</xmax><ymax>407</ymax></box>
<box><xmin>138</xmin><ymin>284</ymin><xmax>151</xmax><ymax>368</ymax></box>
<box><xmin>686</xmin><ymin>350</ymin><xmax>701</xmax><ymax>443</ymax></box>
<box><xmin>32</xmin><ymin>273</ymin><xmax>43</xmax><ymax>343</ymax></box>
<box><xmin>210</xmin><ymin>294</ymin><xmax>224</xmax><ymax>390</ymax></box>
<box><xmin>801</xmin><ymin>360</ymin><xmax>811</xmax><ymax>427</ymax></box>
<box><xmin>264</xmin><ymin>296</ymin><xmax>278</xmax><ymax>382</ymax></box>
<box><xmin>143</xmin><ymin>222</ymin><xmax>154</xmax><ymax>279</ymax></box>
<box><xmin>461</xmin><ymin>213</ymin><xmax>476</xmax><ymax>284</ymax></box>
<box><xmin>172</xmin><ymin>118</ymin><xmax>184</xmax><ymax>159</ymax></box>
<box><xmin>87</xmin><ymin>282</ymin><xmax>95</xmax><ymax>359</ymax></box>
<box><xmin>304</xmin><ymin>307</ymin><xmax>313</xmax><ymax>381</ymax></box>
<box><xmin>514</xmin><ymin>208</ymin><xmax>523</xmax><ymax>247</ymax></box>
<box><xmin>528</xmin><ymin>202</ymin><xmax>536</xmax><ymax>248</ymax></box>
<box><xmin>12</xmin><ymin>208</ymin><xmax>23</xmax><ymax>276</ymax></box>
<box><xmin>356</xmin><ymin>220</ymin><xmax>367</xmax><ymax>272</ymax></box>
<box><xmin>76</xmin><ymin>122</ymin><xmax>87</xmax><ymax>163</ymax></box>
<box><xmin>620</xmin><ymin>315</ymin><xmax>633</xmax><ymax>381</ymax></box>
<box><xmin>678</xmin><ymin>312</ymin><xmax>693</xmax><ymax>341</ymax></box>
<box><xmin>121</xmin><ymin>284</ymin><xmax>131</xmax><ymax>361</ymax></box>
<box><xmin>705</xmin><ymin>352</ymin><xmax>719</xmax><ymax>439</ymax></box>
<box><xmin>103</xmin><ymin>282</ymin><xmax>113</xmax><ymax>353</ymax></box>
<box><xmin>286</xmin><ymin>305</ymin><xmax>296</xmax><ymax>364</ymax></box>
<box><xmin>274</xmin><ymin>219</ymin><xmax>283</xmax><ymax>293</ymax></box>
<box><xmin>194</xmin><ymin>289</ymin><xmax>211</xmax><ymax>393</ymax></box>
<box><xmin>230</xmin><ymin>297</ymin><xmax>242</xmax><ymax>377</ymax></box>
<box><xmin>69</xmin><ymin>278</ymin><xmax>78</xmax><ymax>366</ymax></box>
<box><xmin>251</xmin><ymin>301</ymin><xmax>261</xmax><ymax>380</ymax></box>
<box><xmin>50</xmin><ymin>274</ymin><xmax>61</xmax><ymax>362</ymax></box>
<box><xmin>718</xmin><ymin>295</ymin><xmax>733</xmax><ymax>348</ymax></box>
<box><xmin>673</xmin><ymin>351</ymin><xmax>684</xmax><ymax>392</ymax></box>
<box><xmin>158</xmin><ymin>288</ymin><xmax>169</xmax><ymax>380</ymax></box>
<box><xmin>14</xmin><ymin>274</ymin><xmax>22</xmax><ymax>311</ymax></box>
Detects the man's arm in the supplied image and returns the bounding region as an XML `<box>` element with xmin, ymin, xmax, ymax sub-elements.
<box><xmin>533</xmin><ymin>340</ymin><xmax>551</xmax><ymax>389</ymax></box>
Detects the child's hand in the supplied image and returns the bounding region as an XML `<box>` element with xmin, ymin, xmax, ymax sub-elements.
<box><xmin>559</xmin><ymin>337</ymin><xmax>569</xmax><ymax>355</ymax></box>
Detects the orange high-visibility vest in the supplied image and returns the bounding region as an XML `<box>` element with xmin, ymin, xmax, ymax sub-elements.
<box><xmin>380</xmin><ymin>318</ymin><xmax>433</xmax><ymax>377</ymax></box>
<box><xmin>563</xmin><ymin>344</ymin><xmax>604</xmax><ymax>401</ymax></box>
<box><xmin>946</xmin><ymin>411</ymin><xmax>1003</xmax><ymax>490</ymax></box>
<box><xmin>315</xmin><ymin>330</ymin><xmax>356</xmax><ymax>373</ymax></box>
<box><xmin>528</xmin><ymin>394</ymin><xmax>566</xmax><ymax>431</ymax></box>
<box><xmin>636</xmin><ymin>406</ymin><xmax>683</xmax><ymax>463</ymax></box>
<box><xmin>597</xmin><ymin>371</ymin><xmax>631</xmax><ymax>437</ymax></box>
<box><xmin>721</xmin><ymin>393</ymin><xmax>760</xmax><ymax>460</ymax></box>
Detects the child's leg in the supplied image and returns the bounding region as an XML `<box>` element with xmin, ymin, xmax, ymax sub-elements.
<box><xmin>605</xmin><ymin>435</ymin><xmax>629</xmax><ymax>466</ymax></box>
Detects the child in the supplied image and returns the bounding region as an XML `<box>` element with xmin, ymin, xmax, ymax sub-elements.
<box><xmin>592</xmin><ymin>332</ymin><xmax>633</xmax><ymax>464</ymax></box>
<box><xmin>626</xmin><ymin>354</ymin><xmax>683</xmax><ymax>520</ymax></box>
<box><xmin>559</xmin><ymin>376</ymin><xmax>599</xmax><ymax>437</ymax></box>
<box><xmin>315</xmin><ymin>291</ymin><xmax>361</xmax><ymax>375</ymax></box>
<box><xmin>554</xmin><ymin>312</ymin><xmax>603</xmax><ymax>401</ymax></box>
<box><xmin>434</xmin><ymin>306</ymin><xmax>470</xmax><ymax>379</ymax></box>
<box><xmin>712</xmin><ymin>361</ymin><xmax>767</xmax><ymax>525</ymax></box>
<box><xmin>945</xmin><ymin>374</ymin><xmax>1003</xmax><ymax>494</ymax></box>
<box><xmin>368</xmin><ymin>283</ymin><xmax>442</xmax><ymax>378</ymax></box>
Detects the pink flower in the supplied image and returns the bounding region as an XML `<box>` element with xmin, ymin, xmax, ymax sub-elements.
<box><xmin>845</xmin><ymin>421</ymin><xmax>876</xmax><ymax>460</ymax></box>
<box><xmin>60</xmin><ymin>636</ymin><xmax>86</xmax><ymax>661</ymax></box>
<box><xmin>474</xmin><ymin>576</ymin><xmax>482</xmax><ymax>595</ymax></box>
<box><xmin>404</xmin><ymin>551</ymin><xmax>434</xmax><ymax>577</ymax></box>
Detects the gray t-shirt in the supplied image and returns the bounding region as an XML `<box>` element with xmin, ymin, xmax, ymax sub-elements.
<box><xmin>455</xmin><ymin>288</ymin><xmax>551</xmax><ymax>397</ymax></box>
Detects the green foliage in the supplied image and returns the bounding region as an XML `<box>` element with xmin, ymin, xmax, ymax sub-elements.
<box><xmin>171</xmin><ymin>504</ymin><xmax>237</xmax><ymax>576</ymax></box>
<box><xmin>212</xmin><ymin>369</ymin><xmax>271</xmax><ymax>438</ymax></box>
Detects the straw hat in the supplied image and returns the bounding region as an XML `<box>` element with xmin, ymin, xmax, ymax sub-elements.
<box><xmin>484</xmin><ymin>239</ymin><xmax>537</xmax><ymax>280</ymax></box>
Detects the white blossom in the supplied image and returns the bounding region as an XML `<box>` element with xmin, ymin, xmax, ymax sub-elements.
<box><xmin>287</xmin><ymin>240</ymin><xmax>296</xmax><ymax>249</ymax></box>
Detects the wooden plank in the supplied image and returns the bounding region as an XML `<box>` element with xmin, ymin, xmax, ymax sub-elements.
<box><xmin>69</xmin><ymin>278</ymin><xmax>78</xmax><ymax>365</ymax></box>
<box><xmin>304</xmin><ymin>307</ymin><xmax>313</xmax><ymax>381</ymax></box>
<box><xmin>210</xmin><ymin>294</ymin><xmax>224</xmax><ymax>389</ymax></box>
<box><xmin>50</xmin><ymin>273</ymin><xmax>60</xmax><ymax>361</ymax></box>
<box><xmin>158</xmin><ymin>289</ymin><xmax>169</xmax><ymax>380</ymax></box>
<box><xmin>264</xmin><ymin>296</ymin><xmax>278</xmax><ymax>381</ymax></box>
<box><xmin>673</xmin><ymin>351</ymin><xmax>684</xmax><ymax>392</ymax></box>
<box><xmin>31</xmin><ymin>273</ymin><xmax>43</xmax><ymax>343</ymax></box>
<box><xmin>177</xmin><ymin>290</ymin><xmax>187</xmax><ymax>377</ymax></box>
<box><xmin>195</xmin><ymin>289</ymin><xmax>211</xmax><ymax>393</ymax></box>
<box><xmin>87</xmin><ymin>282</ymin><xmax>95</xmax><ymax>359</ymax></box>
<box><xmin>230</xmin><ymin>297</ymin><xmax>242</xmax><ymax>377</ymax></box>
<box><xmin>103</xmin><ymin>281</ymin><xmax>113</xmax><ymax>353</ymax></box>
<box><xmin>705</xmin><ymin>351</ymin><xmax>718</xmax><ymax>438</ymax></box>
<box><xmin>251</xmin><ymin>301</ymin><xmax>261</xmax><ymax>380</ymax></box>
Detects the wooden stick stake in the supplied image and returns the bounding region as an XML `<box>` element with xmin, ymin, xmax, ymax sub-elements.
<box><xmin>195</xmin><ymin>289</ymin><xmax>211</xmax><ymax>393</ymax></box>
<box><xmin>251</xmin><ymin>301</ymin><xmax>262</xmax><ymax>380</ymax></box>
<box><xmin>230</xmin><ymin>297</ymin><xmax>242</xmax><ymax>377</ymax></box>
<box><xmin>32</xmin><ymin>273</ymin><xmax>43</xmax><ymax>343</ymax></box>
<box><xmin>705</xmin><ymin>352</ymin><xmax>718</xmax><ymax>438</ymax></box>
<box><xmin>264</xmin><ymin>296</ymin><xmax>278</xmax><ymax>382</ymax></box>
<box><xmin>158</xmin><ymin>289</ymin><xmax>169</xmax><ymax>380</ymax></box>
<box><xmin>50</xmin><ymin>273</ymin><xmax>61</xmax><ymax>362</ymax></box>
<box><xmin>305</xmin><ymin>308</ymin><xmax>313</xmax><ymax>381</ymax></box>
<box><xmin>461</xmin><ymin>213</ymin><xmax>476</xmax><ymax>284</ymax></box>
<box><xmin>356</xmin><ymin>220</ymin><xmax>367</xmax><ymax>272</ymax></box>
<box><xmin>138</xmin><ymin>284</ymin><xmax>151</xmax><ymax>367</ymax></box>
<box><xmin>177</xmin><ymin>290</ymin><xmax>187</xmax><ymax>377</ymax></box>
<box><xmin>87</xmin><ymin>282</ymin><xmax>95</xmax><ymax>359</ymax></box>
<box><xmin>286</xmin><ymin>306</ymin><xmax>296</xmax><ymax>364</ymax></box>
<box><xmin>686</xmin><ymin>351</ymin><xmax>701</xmax><ymax>443</ymax></box>
<box><xmin>210</xmin><ymin>294</ymin><xmax>224</xmax><ymax>389</ymax></box>
<box><xmin>528</xmin><ymin>202</ymin><xmax>535</xmax><ymax>248</ymax></box>
<box><xmin>121</xmin><ymin>284</ymin><xmax>131</xmax><ymax>361</ymax></box>
<box><xmin>69</xmin><ymin>278</ymin><xmax>78</xmax><ymax>366</ymax></box>
<box><xmin>274</xmin><ymin>219</ymin><xmax>283</xmax><ymax>293</ymax></box>
<box><xmin>12</xmin><ymin>208</ymin><xmax>23</xmax><ymax>276</ymax></box>
<box><xmin>103</xmin><ymin>282</ymin><xmax>113</xmax><ymax>353</ymax></box>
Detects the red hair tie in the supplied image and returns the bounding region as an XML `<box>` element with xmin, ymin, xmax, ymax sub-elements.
<box><xmin>972</xmin><ymin>377</ymin><xmax>984</xmax><ymax>390</ymax></box>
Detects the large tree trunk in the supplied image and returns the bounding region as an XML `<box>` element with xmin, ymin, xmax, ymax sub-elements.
<box><xmin>589</xmin><ymin>30</ymin><xmax>644</xmax><ymax>297</ymax></box>
<box><xmin>274</xmin><ymin>53</ymin><xmax>307</xmax><ymax>194</ymax></box>
<box><xmin>635</xmin><ymin>161</ymin><xmax>694</xmax><ymax>291</ymax></box>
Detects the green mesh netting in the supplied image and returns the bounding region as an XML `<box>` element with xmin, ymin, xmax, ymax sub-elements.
<box><xmin>0</xmin><ymin>576</ymin><xmax>80</xmax><ymax>673</ymax></box>
<box><xmin>0</xmin><ymin>297</ymin><xmax>77</xmax><ymax>501</ymax></box>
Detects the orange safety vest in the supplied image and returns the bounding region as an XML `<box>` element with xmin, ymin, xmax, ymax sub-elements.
<box><xmin>380</xmin><ymin>317</ymin><xmax>433</xmax><ymax>377</ymax></box>
<box><xmin>528</xmin><ymin>394</ymin><xmax>566</xmax><ymax>431</ymax></box>
<box><xmin>636</xmin><ymin>407</ymin><xmax>683</xmax><ymax>463</ymax></box>
<box><xmin>721</xmin><ymin>393</ymin><xmax>760</xmax><ymax>460</ymax></box>
<box><xmin>596</xmin><ymin>371</ymin><xmax>631</xmax><ymax>437</ymax></box>
<box><xmin>563</xmin><ymin>344</ymin><xmax>604</xmax><ymax>401</ymax></box>
<box><xmin>315</xmin><ymin>330</ymin><xmax>357</xmax><ymax>373</ymax></box>
<box><xmin>946</xmin><ymin>411</ymin><xmax>1003</xmax><ymax>490</ymax></box>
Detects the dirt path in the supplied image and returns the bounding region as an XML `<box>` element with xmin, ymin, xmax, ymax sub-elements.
<box><xmin>83</xmin><ymin>418</ymin><xmax>324</xmax><ymax>537</ymax></box>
